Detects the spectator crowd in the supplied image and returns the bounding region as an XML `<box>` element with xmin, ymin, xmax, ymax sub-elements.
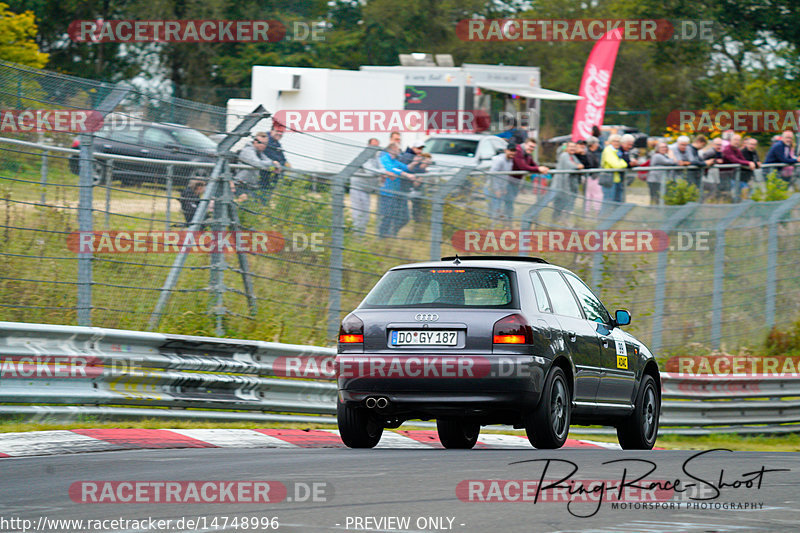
<box><xmin>216</xmin><ymin>118</ymin><xmax>799</xmax><ymax>238</ymax></box>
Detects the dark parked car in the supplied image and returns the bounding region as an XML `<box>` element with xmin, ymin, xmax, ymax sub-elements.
<box><xmin>335</xmin><ymin>256</ymin><xmax>660</xmax><ymax>450</ymax></box>
<box><xmin>69</xmin><ymin>122</ymin><xmax>217</xmax><ymax>185</ymax></box>
<box><xmin>545</xmin><ymin>124</ymin><xmax>648</xmax><ymax>148</ymax></box>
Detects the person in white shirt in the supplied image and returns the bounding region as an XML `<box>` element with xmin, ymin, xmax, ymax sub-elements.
<box><xmin>488</xmin><ymin>143</ymin><xmax>517</xmax><ymax>225</ymax></box>
<box><xmin>553</xmin><ymin>142</ymin><xmax>583</xmax><ymax>220</ymax></box>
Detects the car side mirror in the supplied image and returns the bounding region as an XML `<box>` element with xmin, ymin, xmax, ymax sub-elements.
<box><xmin>614</xmin><ymin>309</ymin><xmax>631</xmax><ymax>327</ymax></box>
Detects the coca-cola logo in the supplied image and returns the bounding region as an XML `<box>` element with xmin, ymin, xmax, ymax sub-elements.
<box><xmin>576</xmin><ymin>65</ymin><xmax>611</xmax><ymax>138</ymax></box>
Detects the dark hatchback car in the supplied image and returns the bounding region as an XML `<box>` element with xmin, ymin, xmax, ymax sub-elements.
<box><xmin>69</xmin><ymin>122</ymin><xmax>216</xmax><ymax>185</ymax></box>
<box><xmin>336</xmin><ymin>256</ymin><xmax>660</xmax><ymax>450</ymax></box>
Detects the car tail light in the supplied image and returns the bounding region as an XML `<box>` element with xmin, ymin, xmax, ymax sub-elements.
<box><xmin>71</xmin><ymin>139</ymin><xmax>80</xmax><ymax>148</ymax></box>
<box><xmin>338</xmin><ymin>314</ymin><xmax>364</xmax><ymax>344</ymax></box>
<box><xmin>493</xmin><ymin>314</ymin><xmax>533</xmax><ymax>344</ymax></box>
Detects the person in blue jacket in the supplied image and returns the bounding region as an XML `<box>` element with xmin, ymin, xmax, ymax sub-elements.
<box><xmin>378</xmin><ymin>143</ymin><xmax>414</xmax><ymax>238</ymax></box>
<box><xmin>764</xmin><ymin>130</ymin><xmax>798</xmax><ymax>182</ymax></box>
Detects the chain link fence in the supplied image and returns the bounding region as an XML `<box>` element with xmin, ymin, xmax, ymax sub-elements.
<box><xmin>1</xmin><ymin>61</ymin><xmax>799</xmax><ymax>355</ymax></box>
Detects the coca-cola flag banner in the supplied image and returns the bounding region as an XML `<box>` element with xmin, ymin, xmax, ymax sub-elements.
<box><xmin>571</xmin><ymin>28</ymin><xmax>623</xmax><ymax>140</ymax></box>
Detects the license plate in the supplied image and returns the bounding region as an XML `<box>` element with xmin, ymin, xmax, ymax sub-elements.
<box><xmin>390</xmin><ymin>330</ymin><xmax>458</xmax><ymax>346</ymax></box>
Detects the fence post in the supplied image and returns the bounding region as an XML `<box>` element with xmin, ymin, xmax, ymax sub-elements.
<box><xmin>165</xmin><ymin>165</ymin><xmax>174</xmax><ymax>230</ymax></box>
<box><xmin>104</xmin><ymin>160</ymin><xmax>113</xmax><ymax>229</ymax></box>
<box><xmin>228</xmin><ymin>191</ymin><xmax>257</xmax><ymax>317</ymax></box>
<box><xmin>75</xmin><ymin>83</ymin><xmax>130</xmax><ymax>326</ymax></box>
<box><xmin>732</xmin><ymin>166</ymin><xmax>741</xmax><ymax>202</ymax></box>
<box><xmin>710</xmin><ymin>201</ymin><xmax>752</xmax><ymax>349</ymax></box>
<box><xmin>659</xmin><ymin>170</ymin><xmax>666</xmax><ymax>207</ymax></box>
<box><xmin>76</xmin><ymin>133</ymin><xmax>95</xmax><ymax>326</ymax></box>
<box><xmin>651</xmin><ymin>202</ymin><xmax>698</xmax><ymax>354</ymax></box>
<box><xmin>148</xmin><ymin>105</ymin><xmax>269</xmax><ymax>331</ymax></box>
<box><xmin>150</xmin><ymin>160</ymin><xmax>225</xmax><ymax>330</ymax></box>
<box><xmin>765</xmin><ymin>194</ymin><xmax>800</xmax><ymax>329</ymax></box>
<box><xmin>327</xmin><ymin>147</ymin><xmax>379</xmax><ymax>340</ymax></box>
<box><xmin>210</xmin><ymin>162</ymin><xmax>231</xmax><ymax>337</ymax></box>
<box><xmin>590</xmin><ymin>202</ymin><xmax>635</xmax><ymax>291</ymax></box>
<box><xmin>40</xmin><ymin>149</ymin><xmax>48</xmax><ymax>204</ymax></box>
<box><xmin>429</xmin><ymin>166</ymin><xmax>474</xmax><ymax>261</ymax></box>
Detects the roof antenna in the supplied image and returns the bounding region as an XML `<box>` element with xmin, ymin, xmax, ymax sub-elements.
<box><xmin>453</xmin><ymin>254</ymin><xmax>461</xmax><ymax>265</ymax></box>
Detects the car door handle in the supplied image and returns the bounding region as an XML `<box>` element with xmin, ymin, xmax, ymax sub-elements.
<box><xmin>602</xmin><ymin>338</ymin><xmax>610</xmax><ymax>348</ymax></box>
<box><xmin>567</xmin><ymin>331</ymin><xmax>577</xmax><ymax>342</ymax></box>
<box><xmin>103</xmin><ymin>144</ymin><xmax>112</xmax><ymax>149</ymax></box>
<box><xmin>140</xmin><ymin>149</ymin><xmax>149</xmax><ymax>154</ymax></box>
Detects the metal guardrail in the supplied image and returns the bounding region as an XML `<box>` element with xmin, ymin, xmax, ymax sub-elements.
<box><xmin>2</xmin><ymin>322</ymin><xmax>799</xmax><ymax>435</ymax></box>
<box><xmin>0</xmin><ymin>321</ymin><xmax>338</xmax><ymax>424</ymax></box>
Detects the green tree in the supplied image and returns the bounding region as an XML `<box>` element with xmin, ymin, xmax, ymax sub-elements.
<box><xmin>0</xmin><ymin>2</ymin><xmax>47</xmax><ymax>67</ymax></box>
<box><xmin>6</xmin><ymin>0</ymin><xmax>141</xmax><ymax>79</ymax></box>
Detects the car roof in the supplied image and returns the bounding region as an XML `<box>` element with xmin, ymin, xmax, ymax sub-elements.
<box><xmin>157</xmin><ymin>122</ymin><xmax>206</xmax><ymax>132</ymax></box>
<box><xmin>425</xmin><ymin>133</ymin><xmax>502</xmax><ymax>141</ymax></box>
<box><xmin>97</xmin><ymin>121</ymin><xmax>202</xmax><ymax>134</ymax></box>
<box><xmin>388</xmin><ymin>256</ymin><xmax>566</xmax><ymax>272</ymax></box>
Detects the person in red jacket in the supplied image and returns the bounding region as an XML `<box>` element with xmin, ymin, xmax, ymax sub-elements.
<box><xmin>721</xmin><ymin>134</ymin><xmax>756</xmax><ymax>200</ymax></box>
<box><xmin>507</xmin><ymin>138</ymin><xmax>550</xmax><ymax>219</ymax></box>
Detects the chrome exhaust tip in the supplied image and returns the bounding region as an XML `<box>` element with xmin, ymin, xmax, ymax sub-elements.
<box><xmin>376</xmin><ymin>397</ymin><xmax>389</xmax><ymax>409</ymax></box>
<box><xmin>365</xmin><ymin>397</ymin><xmax>377</xmax><ymax>409</ymax></box>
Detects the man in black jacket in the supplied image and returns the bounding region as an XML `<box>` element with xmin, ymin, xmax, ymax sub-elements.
<box><xmin>685</xmin><ymin>135</ymin><xmax>711</xmax><ymax>190</ymax></box>
<box><xmin>261</xmin><ymin>123</ymin><xmax>289</xmax><ymax>195</ymax></box>
<box><xmin>740</xmin><ymin>137</ymin><xmax>761</xmax><ymax>197</ymax></box>
<box><xmin>180</xmin><ymin>179</ymin><xmax>207</xmax><ymax>225</ymax></box>
<box><xmin>583</xmin><ymin>136</ymin><xmax>601</xmax><ymax>169</ymax></box>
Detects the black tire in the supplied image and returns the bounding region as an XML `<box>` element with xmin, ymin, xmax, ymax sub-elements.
<box><xmin>69</xmin><ymin>154</ymin><xmax>107</xmax><ymax>185</ymax></box>
<box><xmin>92</xmin><ymin>161</ymin><xmax>108</xmax><ymax>185</ymax></box>
<box><xmin>525</xmin><ymin>366</ymin><xmax>570</xmax><ymax>449</ymax></box>
<box><xmin>617</xmin><ymin>374</ymin><xmax>660</xmax><ymax>450</ymax></box>
<box><xmin>337</xmin><ymin>400</ymin><xmax>383</xmax><ymax>448</ymax></box>
<box><xmin>68</xmin><ymin>154</ymin><xmax>80</xmax><ymax>175</ymax></box>
<box><xmin>436</xmin><ymin>419</ymin><xmax>480</xmax><ymax>449</ymax></box>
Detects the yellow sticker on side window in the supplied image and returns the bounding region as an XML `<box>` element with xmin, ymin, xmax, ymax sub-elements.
<box><xmin>617</xmin><ymin>355</ymin><xmax>628</xmax><ymax>369</ymax></box>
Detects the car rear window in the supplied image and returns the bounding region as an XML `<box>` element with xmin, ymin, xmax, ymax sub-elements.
<box><xmin>424</xmin><ymin>138</ymin><xmax>479</xmax><ymax>157</ymax></box>
<box><xmin>172</xmin><ymin>128</ymin><xmax>217</xmax><ymax>150</ymax></box>
<box><xmin>361</xmin><ymin>268</ymin><xmax>515</xmax><ymax>308</ymax></box>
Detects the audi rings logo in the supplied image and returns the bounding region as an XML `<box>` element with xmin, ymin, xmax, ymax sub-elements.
<box><xmin>415</xmin><ymin>313</ymin><xmax>439</xmax><ymax>322</ymax></box>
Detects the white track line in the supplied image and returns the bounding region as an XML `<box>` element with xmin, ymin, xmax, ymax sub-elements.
<box><xmin>476</xmin><ymin>434</ymin><xmax>532</xmax><ymax>448</ymax></box>
<box><xmin>167</xmin><ymin>429</ymin><xmax>299</xmax><ymax>448</ymax></box>
<box><xmin>0</xmin><ymin>430</ymin><xmax>121</xmax><ymax>456</ymax></box>
<box><xmin>319</xmin><ymin>429</ymin><xmax>434</xmax><ymax>448</ymax></box>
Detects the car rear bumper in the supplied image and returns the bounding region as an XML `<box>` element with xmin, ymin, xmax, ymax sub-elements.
<box><xmin>336</xmin><ymin>353</ymin><xmax>549</xmax><ymax>414</ymax></box>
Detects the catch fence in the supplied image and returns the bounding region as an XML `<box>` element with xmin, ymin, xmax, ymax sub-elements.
<box><xmin>1</xmin><ymin>61</ymin><xmax>799</xmax><ymax>356</ymax></box>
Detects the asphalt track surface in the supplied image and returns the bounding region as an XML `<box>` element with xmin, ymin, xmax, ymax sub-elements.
<box><xmin>1</xmin><ymin>447</ymin><xmax>798</xmax><ymax>533</ymax></box>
